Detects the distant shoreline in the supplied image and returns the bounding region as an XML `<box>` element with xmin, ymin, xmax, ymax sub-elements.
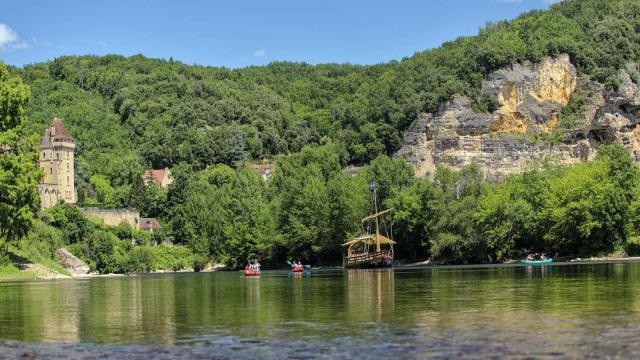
<box><xmin>3</xmin><ymin>257</ymin><xmax>640</xmax><ymax>282</ymax></box>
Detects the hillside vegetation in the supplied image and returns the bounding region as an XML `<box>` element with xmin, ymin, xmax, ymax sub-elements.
<box><xmin>2</xmin><ymin>0</ymin><xmax>640</xmax><ymax>272</ymax></box>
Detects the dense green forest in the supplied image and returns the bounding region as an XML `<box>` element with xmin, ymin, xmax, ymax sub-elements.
<box><xmin>2</xmin><ymin>0</ymin><xmax>640</xmax><ymax>273</ymax></box>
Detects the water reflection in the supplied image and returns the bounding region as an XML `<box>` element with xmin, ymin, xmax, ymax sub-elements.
<box><xmin>1</xmin><ymin>263</ymin><xmax>640</xmax><ymax>356</ymax></box>
<box><xmin>345</xmin><ymin>269</ymin><xmax>395</xmax><ymax>322</ymax></box>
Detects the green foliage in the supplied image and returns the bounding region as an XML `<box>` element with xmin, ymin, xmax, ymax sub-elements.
<box><xmin>477</xmin><ymin>144</ymin><xmax>638</xmax><ymax>260</ymax></box>
<box><xmin>88</xmin><ymin>230</ymin><xmax>124</xmax><ymax>273</ymax></box>
<box><xmin>41</xmin><ymin>204</ymin><xmax>93</xmax><ymax>244</ymax></box>
<box><xmin>120</xmin><ymin>247</ymin><xmax>154</xmax><ymax>273</ymax></box>
<box><xmin>191</xmin><ymin>254</ymin><xmax>208</xmax><ymax>272</ymax></box>
<box><xmin>0</xmin><ymin>252</ymin><xmax>9</xmax><ymax>267</ymax></box>
<box><xmin>558</xmin><ymin>88</ymin><xmax>593</xmax><ymax>131</ymax></box>
<box><xmin>386</xmin><ymin>179</ymin><xmax>437</xmax><ymax>260</ymax></box>
<box><xmin>22</xmin><ymin>220</ymin><xmax>64</xmax><ymax>259</ymax></box>
<box><xmin>0</xmin><ymin>63</ymin><xmax>41</xmax><ymax>251</ymax></box>
<box><xmin>368</xmin><ymin>155</ymin><xmax>415</xmax><ymax>201</ymax></box>
<box><xmin>149</xmin><ymin>245</ymin><xmax>192</xmax><ymax>271</ymax></box>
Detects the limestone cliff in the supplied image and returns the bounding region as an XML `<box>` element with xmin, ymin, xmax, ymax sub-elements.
<box><xmin>397</xmin><ymin>55</ymin><xmax>640</xmax><ymax>179</ymax></box>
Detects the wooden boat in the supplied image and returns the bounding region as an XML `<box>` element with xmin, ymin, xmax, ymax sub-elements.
<box><xmin>520</xmin><ymin>258</ymin><xmax>553</xmax><ymax>265</ymax></box>
<box><xmin>342</xmin><ymin>180</ymin><xmax>395</xmax><ymax>269</ymax></box>
<box><xmin>244</xmin><ymin>268</ymin><xmax>261</xmax><ymax>276</ymax></box>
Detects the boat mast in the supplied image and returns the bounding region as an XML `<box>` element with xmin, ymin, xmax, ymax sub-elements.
<box><xmin>373</xmin><ymin>183</ymin><xmax>380</xmax><ymax>253</ymax></box>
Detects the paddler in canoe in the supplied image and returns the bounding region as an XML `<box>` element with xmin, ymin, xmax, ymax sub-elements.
<box><xmin>244</xmin><ymin>259</ymin><xmax>262</xmax><ymax>276</ymax></box>
<box><xmin>291</xmin><ymin>260</ymin><xmax>304</xmax><ymax>272</ymax></box>
<box><xmin>521</xmin><ymin>253</ymin><xmax>553</xmax><ymax>265</ymax></box>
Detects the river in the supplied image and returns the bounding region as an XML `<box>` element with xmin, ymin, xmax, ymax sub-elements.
<box><xmin>1</xmin><ymin>262</ymin><xmax>640</xmax><ymax>359</ymax></box>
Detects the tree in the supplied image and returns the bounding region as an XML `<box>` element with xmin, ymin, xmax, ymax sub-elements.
<box><xmin>0</xmin><ymin>63</ymin><xmax>41</xmax><ymax>251</ymax></box>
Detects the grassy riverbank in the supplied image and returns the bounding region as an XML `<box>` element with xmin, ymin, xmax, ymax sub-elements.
<box><xmin>0</xmin><ymin>247</ymin><xmax>70</xmax><ymax>281</ymax></box>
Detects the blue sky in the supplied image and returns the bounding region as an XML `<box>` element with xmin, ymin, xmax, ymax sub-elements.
<box><xmin>1</xmin><ymin>0</ymin><xmax>559</xmax><ymax>68</ymax></box>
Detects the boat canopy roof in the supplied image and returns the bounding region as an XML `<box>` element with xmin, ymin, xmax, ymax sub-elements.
<box><xmin>342</xmin><ymin>234</ymin><xmax>396</xmax><ymax>247</ymax></box>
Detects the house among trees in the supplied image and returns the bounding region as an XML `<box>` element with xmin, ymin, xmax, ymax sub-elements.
<box><xmin>343</xmin><ymin>165</ymin><xmax>363</xmax><ymax>177</ymax></box>
<box><xmin>142</xmin><ymin>168</ymin><xmax>174</xmax><ymax>188</ymax></box>
<box><xmin>248</xmin><ymin>163</ymin><xmax>275</xmax><ymax>181</ymax></box>
<box><xmin>37</xmin><ymin>118</ymin><xmax>77</xmax><ymax>209</ymax></box>
<box><xmin>140</xmin><ymin>218</ymin><xmax>162</xmax><ymax>233</ymax></box>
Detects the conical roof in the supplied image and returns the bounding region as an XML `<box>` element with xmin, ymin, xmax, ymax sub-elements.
<box><xmin>39</xmin><ymin>117</ymin><xmax>73</xmax><ymax>149</ymax></box>
<box><xmin>39</xmin><ymin>130</ymin><xmax>52</xmax><ymax>149</ymax></box>
<box><xmin>50</xmin><ymin>117</ymin><xmax>74</xmax><ymax>141</ymax></box>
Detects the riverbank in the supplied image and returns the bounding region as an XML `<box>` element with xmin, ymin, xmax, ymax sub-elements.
<box><xmin>402</xmin><ymin>255</ymin><xmax>640</xmax><ymax>267</ymax></box>
<box><xmin>4</xmin><ymin>255</ymin><xmax>640</xmax><ymax>282</ymax></box>
<box><xmin>0</xmin><ymin>247</ymin><xmax>70</xmax><ymax>281</ymax></box>
<box><xmin>0</xmin><ymin>252</ymin><xmax>229</xmax><ymax>282</ymax></box>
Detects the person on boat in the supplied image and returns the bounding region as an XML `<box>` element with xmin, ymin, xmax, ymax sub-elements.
<box><xmin>254</xmin><ymin>260</ymin><xmax>261</xmax><ymax>272</ymax></box>
<box><xmin>526</xmin><ymin>254</ymin><xmax>535</xmax><ymax>261</ymax></box>
<box><xmin>540</xmin><ymin>253</ymin><xmax>547</xmax><ymax>260</ymax></box>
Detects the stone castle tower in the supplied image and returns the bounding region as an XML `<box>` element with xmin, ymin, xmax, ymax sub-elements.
<box><xmin>37</xmin><ymin>117</ymin><xmax>76</xmax><ymax>209</ymax></box>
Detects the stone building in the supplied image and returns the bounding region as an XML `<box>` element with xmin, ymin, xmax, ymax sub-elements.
<box><xmin>80</xmin><ymin>208</ymin><xmax>141</xmax><ymax>229</ymax></box>
<box><xmin>37</xmin><ymin>118</ymin><xmax>76</xmax><ymax>209</ymax></box>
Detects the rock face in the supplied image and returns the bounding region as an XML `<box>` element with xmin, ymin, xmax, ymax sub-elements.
<box><xmin>397</xmin><ymin>55</ymin><xmax>640</xmax><ymax>179</ymax></box>
<box><xmin>56</xmin><ymin>248</ymin><xmax>90</xmax><ymax>276</ymax></box>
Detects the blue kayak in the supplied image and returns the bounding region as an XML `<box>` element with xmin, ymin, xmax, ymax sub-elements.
<box><xmin>520</xmin><ymin>258</ymin><xmax>553</xmax><ymax>265</ymax></box>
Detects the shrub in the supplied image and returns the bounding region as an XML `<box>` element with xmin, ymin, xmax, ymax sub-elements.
<box><xmin>0</xmin><ymin>252</ymin><xmax>10</xmax><ymax>267</ymax></box>
<box><xmin>88</xmin><ymin>230</ymin><xmax>123</xmax><ymax>273</ymax></box>
<box><xmin>22</xmin><ymin>221</ymin><xmax>64</xmax><ymax>259</ymax></box>
<box><xmin>191</xmin><ymin>254</ymin><xmax>208</xmax><ymax>272</ymax></box>
<box><xmin>120</xmin><ymin>247</ymin><xmax>154</xmax><ymax>273</ymax></box>
<box><xmin>150</xmin><ymin>245</ymin><xmax>192</xmax><ymax>271</ymax></box>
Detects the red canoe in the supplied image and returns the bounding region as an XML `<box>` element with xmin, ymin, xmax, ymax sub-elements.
<box><xmin>291</xmin><ymin>265</ymin><xmax>304</xmax><ymax>272</ymax></box>
<box><xmin>244</xmin><ymin>269</ymin><xmax>261</xmax><ymax>276</ymax></box>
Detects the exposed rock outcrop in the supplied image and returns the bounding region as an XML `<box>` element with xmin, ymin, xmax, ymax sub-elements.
<box><xmin>397</xmin><ymin>55</ymin><xmax>640</xmax><ymax>179</ymax></box>
<box><xmin>56</xmin><ymin>248</ymin><xmax>90</xmax><ymax>276</ymax></box>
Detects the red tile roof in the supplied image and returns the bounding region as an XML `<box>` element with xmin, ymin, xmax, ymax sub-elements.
<box><xmin>248</xmin><ymin>163</ymin><xmax>275</xmax><ymax>175</ymax></box>
<box><xmin>143</xmin><ymin>169</ymin><xmax>169</xmax><ymax>184</ymax></box>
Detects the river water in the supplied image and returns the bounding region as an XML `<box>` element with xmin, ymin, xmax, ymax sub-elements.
<box><xmin>1</xmin><ymin>262</ymin><xmax>640</xmax><ymax>359</ymax></box>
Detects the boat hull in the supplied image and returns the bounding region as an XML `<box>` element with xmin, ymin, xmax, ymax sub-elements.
<box><xmin>244</xmin><ymin>270</ymin><xmax>261</xmax><ymax>276</ymax></box>
<box><xmin>344</xmin><ymin>251</ymin><xmax>393</xmax><ymax>269</ymax></box>
<box><xmin>520</xmin><ymin>259</ymin><xmax>553</xmax><ymax>265</ymax></box>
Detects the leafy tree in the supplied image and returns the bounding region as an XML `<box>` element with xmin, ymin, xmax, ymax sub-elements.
<box><xmin>0</xmin><ymin>63</ymin><xmax>41</xmax><ymax>251</ymax></box>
